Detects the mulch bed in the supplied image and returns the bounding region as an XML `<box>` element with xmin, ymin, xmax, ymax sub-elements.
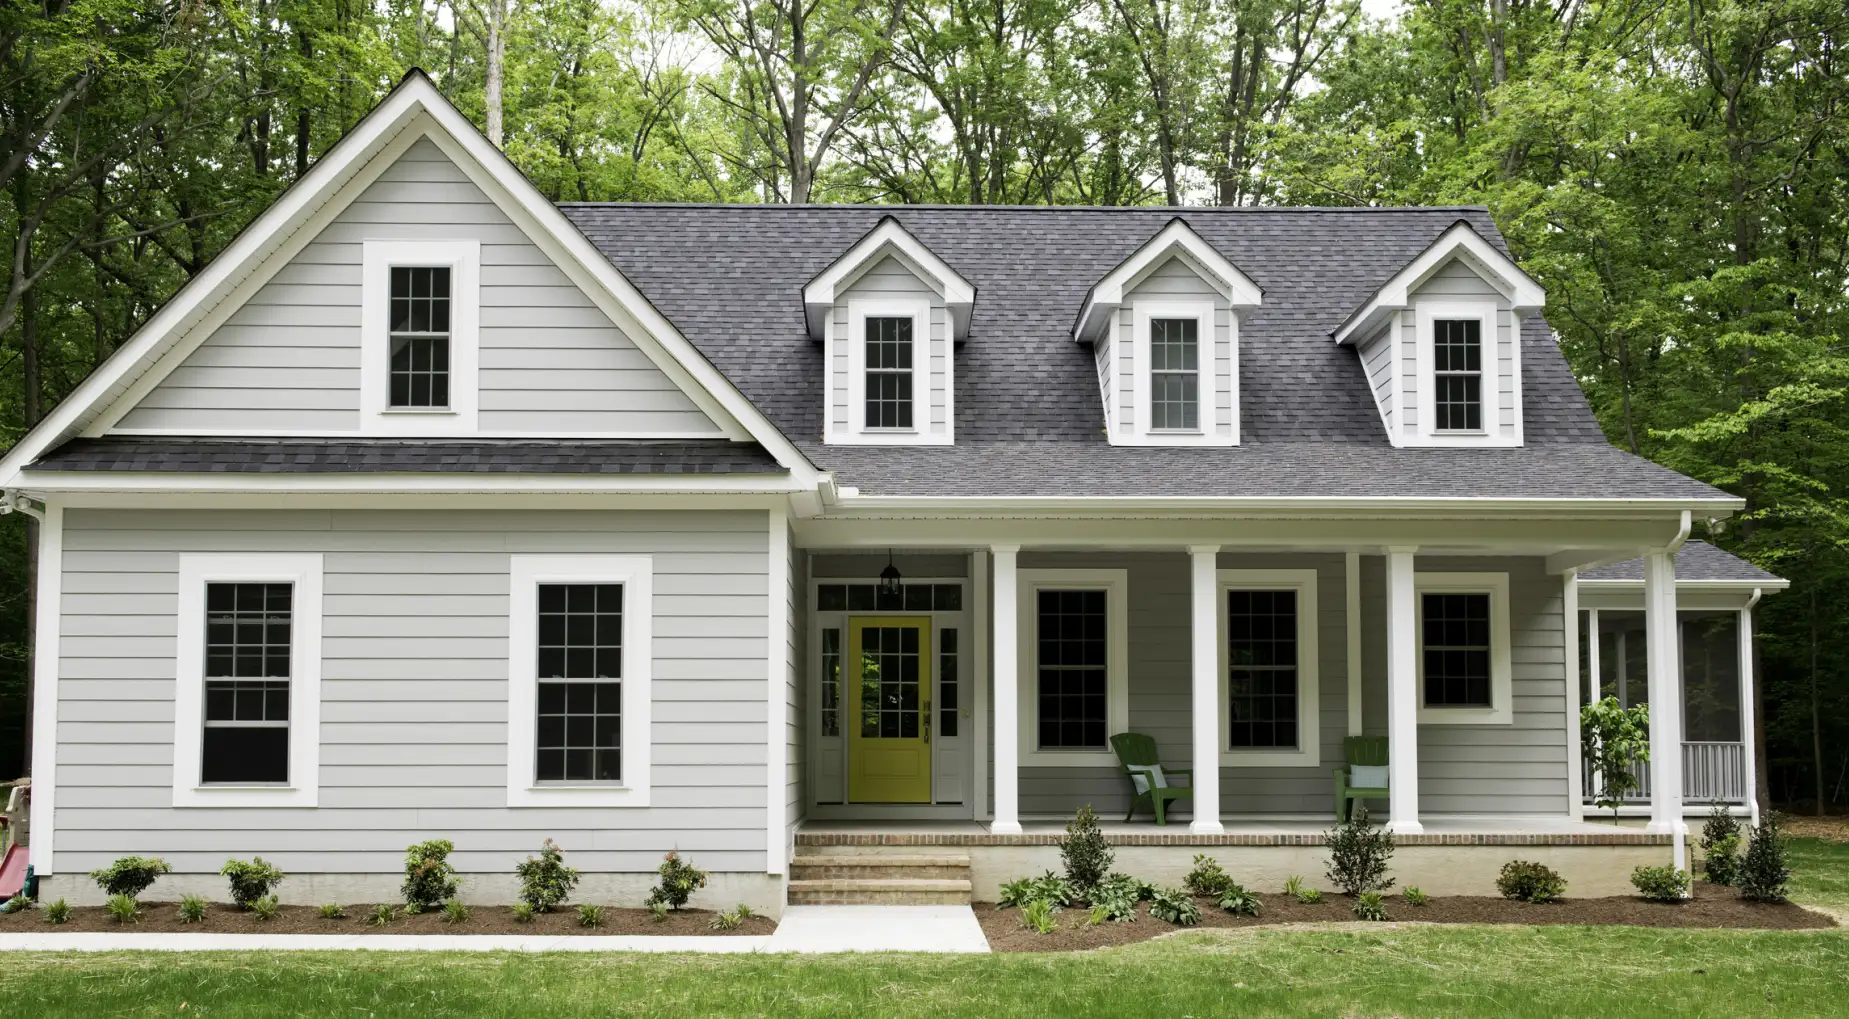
<box><xmin>976</xmin><ymin>884</ymin><xmax>1834</xmax><ymax>952</ymax></box>
<box><xmin>0</xmin><ymin>902</ymin><xmax>774</xmax><ymax>936</ymax></box>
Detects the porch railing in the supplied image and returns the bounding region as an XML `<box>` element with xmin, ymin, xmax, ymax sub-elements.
<box><xmin>1581</xmin><ymin>741</ymin><xmax>1747</xmax><ymax>805</ymax></box>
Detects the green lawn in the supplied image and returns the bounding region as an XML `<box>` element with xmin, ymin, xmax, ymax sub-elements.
<box><xmin>7</xmin><ymin>926</ymin><xmax>1849</xmax><ymax>1019</ymax></box>
<box><xmin>1789</xmin><ymin>837</ymin><xmax>1849</xmax><ymax>912</ymax></box>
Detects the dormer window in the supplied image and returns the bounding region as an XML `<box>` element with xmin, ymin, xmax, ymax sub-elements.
<box><xmin>1432</xmin><ymin>318</ymin><xmax>1481</xmax><ymax>432</ymax></box>
<box><xmin>1149</xmin><ymin>318</ymin><xmax>1200</xmax><ymax>431</ymax></box>
<box><xmin>864</xmin><ymin>315</ymin><xmax>915</xmax><ymax>429</ymax></box>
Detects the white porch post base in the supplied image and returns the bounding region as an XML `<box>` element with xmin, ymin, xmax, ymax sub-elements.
<box><xmin>1188</xmin><ymin>546</ymin><xmax>1224</xmax><ymax>835</ymax></box>
<box><xmin>990</xmin><ymin>545</ymin><xmax>1023</xmax><ymax>835</ymax></box>
<box><xmin>1385</xmin><ymin>547</ymin><xmax>1423</xmax><ymax>835</ymax></box>
<box><xmin>1643</xmin><ymin>549</ymin><xmax>1686</xmax><ymax>842</ymax></box>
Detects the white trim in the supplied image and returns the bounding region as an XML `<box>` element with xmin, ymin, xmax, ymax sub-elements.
<box><xmin>1564</xmin><ymin>571</ymin><xmax>1584</xmax><ymax>820</ymax></box>
<box><xmin>21</xmin><ymin>471</ymin><xmax>805</xmax><ymax>495</ymax></box>
<box><xmin>1413</xmin><ymin>571</ymin><xmax>1513</xmax><ymax>725</ymax></box>
<box><xmin>104</xmin><ymin>427</ymin><xmax>732</xmax><ymax>440</ymax></box>
<box><xmin>1124</xmin><ymin>300</ymin><xmax>1234</xmax><ymax>447</ymax></box>
<box><xmin>838</xmin><ymin>298</ymin><xmax>949</xmax><ymax>445</ymax></box>
<box><xmin>989</xmin><ymin>546</ymin><xmax>1021</xmax><ymax>833</ymax></box>
<box><xmin>27</xmin><ymin>503</ymin><xmax>62</xmax><ymax>872</ymax></box>
<box><xmin>971</xmin><ymin>549</ymin><xmax>990</xmax><ymax>821</ymax></box>
<box><xmin>1346</xmin><ymin>552</ymin><xmax>1363</xmax><ymax>737</ymax></box>
<box><xmin>1332</xmin><ymin>221</ymin><xmax>1545</xmax><ymax>345</ymax></box>
<box><xmin>804</xmin><ymin>218</ymin><xmax>975</xmax><ymax>341</ymax></box>
<box><xmin>1740</xmin><ymin>590</ymin><xmax>1762</xmax><ymax>826</ymax></box>
<box><xmin>1642</xmin><ymin>550</ymin><xmax>1687</xmax><ymax>843</ymax></box>
<box><xmin>172</xmin><ymin>553</ymin><xmax>323</xmax><ymax>808</ymax></box>
<box><xmin>767</xmin><ymin>509</ymin><xmax>789</xmax><ymax>873</ymax></box>
<box><xmin>1384</xmin><ymin>548</ymin><xmax>1421</xmax><ymax>833</ymax></box>
<box><xmin>360</xmin><ymin>240</ymin><xmax>480</xmax><ymax>434</ymax></box>
<box><xmin>1016</xmin><ymin>569</ymin><xmax>1130</xmax><ymax>767</ymax></box>
<box><xmin>505</xmin><ymin>554</ymin><xmax>653</xmax><ymax>808</ymax></box>
<box><xmin>1217</xmin><ymin>568</ymin><xmax>1322</xmax><ymax>766</ymax></box>
<box><xmin>1412</xmin><ymin>301</ymin><xmax>1516</xmax><ymax>447</ymax></box>
<box><xmin>1189</xmin><ymin>548</ymin><xmax>1223</xmax><ymax>834</ymax></box>
<box><xmin>1074</xmin><ymin>219</ymin><xmax>1262</xmax><ymax>343</ymax></box>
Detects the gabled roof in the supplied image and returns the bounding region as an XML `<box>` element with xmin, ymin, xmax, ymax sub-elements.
<box><xmin>1578</xmin><ymin>541</ymin><xmax>1788</xmax><ymax>587</ymax></box>
<box><xmin>1332</xmin><ymin>220</ymin><xmax>1545</xmax><ymax>345</ymax></box>
<box><xmin>1072</xmin><ymin>217</ymin><xmax>1262</xmax><ymax>343</ymax></box>
<box><xmin>802</xmin><ymin>216</ymin><xmax>975</xmax><ymax>340</ymax></box>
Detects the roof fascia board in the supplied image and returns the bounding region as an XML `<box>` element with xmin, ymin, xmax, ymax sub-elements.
<box><xmin>1073</xmin><ymin>219</ymin><xmax>1262</xmax><ymax>344</ymax></box>
<box><xmin>803</xmin><ymin>218</ymin><xmax>975</xmax><ymax>341</ymax></box>
<box><xmin>1334</xmin><ymin>222</ymin><xmax>1546</xmax><ymax>345</ymax></box>
<box><xmin>18</xmin><ymin>469</ymin><xmax>806</xmax><ymax>495</ymax></box>
<box><xmin>1578</xmin><ymin>577</ymin><xmax>1790</xmax><ymax>591</ymax></box>
<box><xmin>826</xmin><ymin>493</ymin><xmax>1745</xmax><ymax>518</ymax></box>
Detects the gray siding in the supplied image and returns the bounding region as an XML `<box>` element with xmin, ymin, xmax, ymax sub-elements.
<box><xmin>1402</xmin><ymin>258</ymin><xmax>1518</xmax><ymax>440</ymax></box>
<box><xmin>54</xmin><ymin>508</ymin><xmax>770</xmax><ymax>876</ymax></box>
<box><xmin>828</xmin><ymin>255</ymin><xmax>950</xmax><ymax>437</ymax></box>
<box><xmin>1114</xmin><ymin>256</ymin><xmax>1236</xmax><ymax>437</ymax></box>
<box><xmin>1357</xmin><ymin>322</ymin><xmax>1397</xmax><ymax>433</ymax></box>
<box><xmin>118</xmin><ymin>137</ymin><xmax>721</xmax><ymax>437</ymax></box>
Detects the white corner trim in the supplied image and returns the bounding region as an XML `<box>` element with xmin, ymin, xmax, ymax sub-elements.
<box><xmin>1414</xmin><ymin>571</ymin><xmax>1513</xmax><ymax>725</ymax></box>
<box><xmin>1120</xmin><ymin>300</ymin><xmax>1236</xmax><ymax>447</ymax></box>
<box><xmin>803</xmin><ymin>218</ymin><xmax>975</xmax><ymax>341</ymax></box>
<box><xmin>766</xmin><ymin>509</ymin><xmax>790</xmax><ymax>874</ymax></box>
<box><xmin>506</xmin><ymin>554</ymin><xmax>653</xmax><ymax>808</ymax></box>
<box><xmin>1074</xmin><ymin>219</ymin><xmax>1262</xmax><ymax>343</ymax></box>
<box><xmin>1332</xmin><ymin>221</ymin><xmax>1545</xmax><ymax>345</ymax></box>
<box><xmin>1218</xmin><ymin>568</ymin><xmax>1321</xmax><ymax>767</ymax></box>
<box><xmin>834</xmin><ymin>298</ymin><xmax>950</xmax><ymax>446</ymax></box>
<box><xmin>173</xmin><ymin>553</ymin><xmax>324</xmax><ymax>808</ymax></box>
<box><xmin>360</xmin><ymin>240</ymin><xmax>480</xmax><ymax>434</ymax></box>
<box><xmin>1563</xmin><ymin>570</ymin><xmax>1584</xmax><ymax>821</ymax></box>
<box><xmin>1016</xmin><ymin>569</ymin><xmax>1130</xmax><ymax>767</ymax></box>
<box><xmin>28</xmin><ymin>503</ymin><xmax>62</xmax><ymax>872</ymax></box>
<box><xmin>1410</xmin><ymin>301</ymin><xmax>1518</xmax><ymax>447</ymax></box>
<box><xmin>1346</xmin><ymin>552</ymin><xmax>1363</xmax><ymax>737</ymax></box>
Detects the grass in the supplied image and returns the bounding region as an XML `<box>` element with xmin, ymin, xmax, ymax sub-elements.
<box><xmin>4</xmin><ymin>926</ymin><xmax>1848</xmax><ymax>1018</ymax></box>
<box><xmin>1788</xmin><ymin>837</ymin><xmax>1849</xmax><ymax>912</ymax></box>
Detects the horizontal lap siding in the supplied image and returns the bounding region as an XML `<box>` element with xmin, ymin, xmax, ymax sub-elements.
<box><xmin>54</xmin><ymin>508</ymin><xmax>770</xmax><ymax>875</ymax></box>
<box><xmin>1408</xmin><ymin>260</ymin><xmax>1517</xmax><ymax>441</ymax></box>
<box><xmin>830</xmin><ymin>256</ymin><xmax>950</xmax><ymax>438</ymax></box>
<box><xmin>117</xmin><ymin>137</ymin><xmax>718</xmax><ymax>436</ymax></box>
<box><xmin>1357</xmin><ymin>324</ymin><xmax>1396</xmax><ymax>433</ymax></box>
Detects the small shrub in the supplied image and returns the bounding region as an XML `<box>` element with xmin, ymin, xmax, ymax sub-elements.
<box><xmin>511</xmin><ymin>902</ymin><xmax>536</xmax><ymax>924</ymax></box>
<box><xmin>1700</xmin><ymin>802</ymin><xmax>1743</xmax><ymax>886</ymax></box>
<box><xmin>515</xmin><ymin>839</ymin><xmax>582</xmax><ymax>912</ymax></box>
<box><xmin>1086</xmin><ymin>888</ymin><xmax>1138</xmax><ymax>923</ymax></box>
<box><xmin>0</xmin><ymin>894</ymin><xmax>31</xmax><ymax>914</ymax></box>
<box><xmin>1091</xmin><ymin>872</ymin><xmax>1154</xmax><ymax>903</ymax></box>
<box><xmin>177</xmin><ymin>894</ymin><xmax>207</xmax><ymax>923</ymax></box>
<box><xmin>402</xmin><ymin>901</ymin><xmax>424</xmax><ymax>915</ymax></box>
<box><xmin>1183</xmin><ymin>854</ymin><xmax>1233</xmax><ymax>897</ymax></box>
<box><xmin>1631</xmin><ymin>865</ymin><xmax>1691</xmax><ymax>902</ymax></box>
<box><xmin>710</xmin><ymin>908</ymin><xmax>743</xmax><ymax>931</ymax></box>
<box><xmin>1403</xmin><ymin>887</ymin><xmax>1429</xmax><ymax>907</ymax></box>
<box><xmin>1324</xmin><ymin>806</ymin><xmax>1395</xmax><ymax>895</ymax></box>
<box><xmin>1496</xmin><ymin>861</ymin><xmax>1567</xmax><ymax>903</ymax></box>
<box><xmin>1352</xmin><ymin>890</ymin><xmax>1388</xmax><ymax>921</ymax></box>
<box><xmin>1019</xmin><ymin>898</ymin><xmax>1059</xmax><ymax>934</ymax></box>
<box><xmin>89</xmin><ymin>856</ymin><xmax>171</xmax><ymax>898</ymax></box>
<box><xmin>1297</xmin><ymin>887</ymin><xmax>1324</xmax><ymax>904</ymax></box>
<box><xmin>367</xmin><ymin>903</ymin><xmax>397</xmax><ymax>927</ymax></box>
<box><xmin>45</xmin><ymin>899</ymin><xmax>71</xmax><ymax>925</ymax></box>
<box><xmin>251</xmin><ymin>895</ymin><xmax>280</xmax><ymax>921</ymax></box>
<box><xmin>646</xmin><ymin>851</ymin><xmax>708</xmax><ymax>911</ymax></box>
<box><xmin>734</xmin><ymin>903</ymin><xmax>755</xmax><ymax>920</ymax></box>
<box><xmin>1148</xmin><ymin>886</ymin><xmax>1200</xmax><ymax>926</ymax></box>
<box><xmin>106</xmin><ymin>893</ymin><xmax>141</xmax><ymax>925</ymax></box>
<box><xmin>318</xmin><ymin>903</ymin><xmax>346</xmax><ymax>919</ymax></box>
<box><xmin>220</xmin><ymin>857</ymin><xmax>286</xmax><ymax>909</ymax></box>
<box><xmin>998</xmin><ymin>871</ymin><xmax>1073</xmax><ymax>909</ymax></box>
<box><xmin>576</xmin><ymin>903</ymin><xmax>604</xmax><ymax>928</ymax></box>
<box><xmin>648</xmin><ymin>900</ymin><xmax>669</xmax><ymax>923</ymax></box>
<box><xmin>401</xmin><ymin>840</ymin><xmax>460</xmax><ymax>910</ymax></box>
<box><xmin>442</xmin><ymin>899</ymin><xmax>470</xmax><ymax>924</ymax></box>
<box><xmin>1739</xmin><ymin>813</ymin><xmax>1792</xmax><ymax>903</ymax></box>
<box><xmin>1283</xmin><ymin>875</ymin><xmax>1306</xmax><ymax>897</ymax></box>
<box><xmin>1217</xmin><ymin>884</ymin><xmax>1261</xmax><ymax>917</ymax></box>
<box><xmin>1060</xmin><ymin>805</ymin><xmax>1114</xmax><ymax>892</ymax></box>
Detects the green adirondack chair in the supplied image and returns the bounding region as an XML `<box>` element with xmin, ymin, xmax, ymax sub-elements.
<box><xmin>1333</xmin><ymin>735</ymin><xmax>1390</xmax><ymax>821</ymax></box>
<box><xmin>1111</xmin><ymin>732</ymin><xmax>1192</xmax><ymax>826</ymax></box>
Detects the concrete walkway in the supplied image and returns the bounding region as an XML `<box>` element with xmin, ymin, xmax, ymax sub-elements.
<box><xmin>0</xmin><ymin>905</ymin><xmax>991</xmax><ymax>954</ymax></box>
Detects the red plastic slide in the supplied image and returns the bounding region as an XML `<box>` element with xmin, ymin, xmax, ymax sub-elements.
<box><xmin>0</xmin><ymin>843</ymin><xmax>26</xmax><ymax>899</ymax></box>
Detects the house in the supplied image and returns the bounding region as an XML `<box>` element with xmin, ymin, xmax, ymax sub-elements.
<box><xmin>0</xmin><ymin>73</ymin><xmax>1783</xmax><ymax>914</ymax></box>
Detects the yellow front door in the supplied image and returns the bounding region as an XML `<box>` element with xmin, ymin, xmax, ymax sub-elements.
<box><xmin>847</xmin><ymin>617</ymin><xmax>933</xmax><ymax>803</ymax></box>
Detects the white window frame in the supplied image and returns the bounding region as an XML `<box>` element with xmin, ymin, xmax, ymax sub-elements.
<box><xmin>1128</xmin><ymin>299</ymin><xmax>1233</xmax><ymax>446</ymax></box>
<box><xmin>507</xmin><ymin>554</ymin><xmax>653</xmax><ymax>807</ymax></box>
<box><xmin>361</xmin><ymin>239</ymin><xmax>480</xmax><ymax>435</ymax></box>
<box><xmin>1016</xmin><ymin>569</ymin><xmax>1129</xmax><ymax>767</ymax></box>
<box><xmin>843</xmin><ymin>297</ymin><xmax>942</xmax><ymax>444</ymax></box>
<box><xmin>172</xmin><ymin>553</ymin><xmax>323</xmax><ymax>808</ymax></box>
<box><xmin>1414</xmin><ymin>571</ymin><xmax>1513</xmax><ymax>725</ymax></box>
<box><xmin>1413</xmin><ymin>301</ymin><xmax>1509</xmax><ymax>446</ymax></box>
<box><xmin>1218</xmin><ymin>569</ymin><xmax>1321</xmax><ymax>766</ymax></box>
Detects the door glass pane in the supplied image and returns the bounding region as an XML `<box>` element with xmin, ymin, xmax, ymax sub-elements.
<box><xmin>821</xmin><ymin>628</ymin><xmax>841</xmax><ymax>737</ymax></box>
<box><xmin>939</xmin><ymin>628</ymin><xmax>958</xmax><ymax>737</ymax></box>
<box><xmin>860</xmin><ymin>626</ymin><xmax>921</xmax><ymax>740</ymax></box>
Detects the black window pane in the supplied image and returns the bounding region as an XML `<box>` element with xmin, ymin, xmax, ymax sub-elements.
<box><xmin>536</xmin><ymin>680</ymin><xmax>621</xmax><ymax>783</ymax></box>
<box><xmin>865</xmin><ymin>317</ymin><xmax>915</xmax><ymax>429</ymax></box>
<box><xmin>1037</xmin><ymin>590</ymin><xmax>1109</xmax><ymax>749</ymax></box>
<box><xmin>535</xmin><ymin>583</ymin><xmax>624</xmax><ymax>783</ymax></box>
<box><xmin>933</xmin><ymin>584</ymin><xmax>962</xmax><ymax>611</ymax></box>
<box><xmin>1150</xmin><ymin>318</ymin><xmax>1201</xmax><ymax>430</ymax></box>
<box><xmin>1433</xmin><ymin>319</ymin><xmax>1483</xmax><ymax>431</ymax></box>
<box><xmin>904</xmin><ymin>584</ymin><xmax>933</xmax><ymax>611</ymax></box>
<box><xmin>201</xmin><ymin>727</ymin><xmax>288</xmax><ymax>784</ymax></box>
<box><xmin>1422</xmin><ymin>592</ymin><xmax>1493</xmax><ymax>707</ymax></box>
<box><xmin>818</xmin><ymin>585</ymin><xmax>847</xmax><ymax>611</ymax></box>
<box><xmin>388</xmin><ymin>267</ymin><xmax>452</xmax><ymax>410</ymax></box>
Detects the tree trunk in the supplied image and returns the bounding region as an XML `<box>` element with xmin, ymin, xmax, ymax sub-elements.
<box><xmin>295</xmin><ymin>24</ymin><xmax>313</xmax><ymax>175</ymax></box>
<box><xmin>15</xmin><ymin>169</ymin><xmax>39</xmax><ymax>778</ymax></box>
<box><xmin>1812</xmin><ymin>584</ymin><xmax>1824</xmax><ymax>815</ymax></box>
<box><xmin>484</xmin><ymin>0</ymin><xmax>507</xmax><ymax>147</ymax></box>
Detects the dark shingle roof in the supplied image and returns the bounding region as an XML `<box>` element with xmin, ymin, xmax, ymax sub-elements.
<box><xmin>32</xmin><ymin>438</ymin><xmax>787</xmax><ymax>475</ymax></box>
<box><xmin>1579</xmin><ymin>541</ymin><xmax>1785</xmax><ymax>584</ymax></box>
<box><xmin>558</xmin><ymin>203</ymin><xmax>1732</xmax><ymax>502</ymax></box>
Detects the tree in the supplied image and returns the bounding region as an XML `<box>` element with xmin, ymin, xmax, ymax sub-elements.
<box><xmin>1581</xmin><ymin>696</ymin><xmax>1651</xmax><ymax>821</ymax></box>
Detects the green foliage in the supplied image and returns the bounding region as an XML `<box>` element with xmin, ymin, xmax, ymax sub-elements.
<box><xmin>401</xmin><ymin>840</ymin><xmax>460</xmax><ymax>910</ymax></box>
<box><xmin>511</xmin><ymin>902</ymin><xmax>536</xmax><ymax>924</ymax></box>
<box><xmin>709</xmin><ymin>907</ymin><xmax>744</xmax><ymax>931</ymax></box>
<box><xmin>1297</xmin><ymin>887</ymin><xmax>1323</xmax><ymax>905</ymax></box>
<box><xmin>0</xmin><ymin>894</ymin><xmax>30</xmax><ymax>914</ymax></box>
<box><xmin>648</xmin><ymin>900</ymin><xmax>669</xmax><ymax>923</ymax></box>
<box><xmin>1059</xmin><ymin>805</ymin><xmax>1113</xmax><ymax>892</ymax></box>
<box><xmin>1701</xmin><ymin>803</ymin><xmax>1743</xmax><ymax>886</ymax></box>
<box><xmin>221</xmin><ymin>857</ymin><xmax>286</xmax><ymax>909</ymax></box>
<box><xmin>1739</xmin><ymin>814</ymin><xmax>1792</xmax><ymax>903</ymax></box>
<box><xmin>1403</xmin><ymin>887</ymin><xmax>1429</xmax><ymax>907</ymax></box>
<box><xmin>367</xmin><ymin>903</ymin><xmax>397</xmax><ymax>928</ymax></box>
<box><xmin>1631</xmin><ymin>866</ymin><xmax>1691</xmax><ymax>902</ymax></box>
<box><xmin>442</xmin><ymin>899</ymin><xmax>470</xmax><ymax>924</ymax></box>
<box><xmin>1324</xmin><ymin>806</ymin><xmax>1394</xmax><ymax>896</ymax></box>
<box><xmin>1183</xmin><ymin>854</ymin><xmax>1232</xmax><ymax>897</ymax></box>
<box><xmin>1351</xmin><ymin>890</ymin><xmax>1388</xmax><ymax>922</ymax></box>
<box><xmin>177</xmin><ymin>894</ymin><xmax>207</xmax><ymax>923</ymax></box>
<box><xmin>733</xmin><ymin>904</ymin><xmax>754</xmax><ymax>920</ymax></box>
<box><xmin>88</xmin><ymin>857</ymin><xmax>171</xmax><ymax>898</ymax></box>
<box><xmin>515</xmin><ymin>839</ymin><xmax>582</xmax><ymax>912</ymax></box>
<box><xmin>998</xmin><ymin>871</ymin><xmax>1073</xmax><ymax>909</ymax></box>
<box><xmin>45</xmin><ymin>899</ymin><xmax>70</xmax><ymax>925</ymax></box>
<box><xmin>646</xmin><ymin>851</ymin><xmax>708</xmax><ymax>911</ymax></box>
<box><xmin>1019</xmin><ymin>898</ymin><xmax>1059</xmax><ymax>934</ymax></box>
<box><xmin>106</xmin><ymin>893</ymin><xmax>141</xmax><ymax>924</ymax></box>
<box><xmin>576</xmin><ymin>903</ymin><xmax>604</xmax><ymax>928</ymax></box>
<box><xmin>251</xmin><ymin>895</ymin><xmax>280</xmax><ymax>921</ymax></box>
<box><xmin>1216</xmin><ymin>884</ymin><xmax>1261</xmax><ymax>917</ymax></box>
<box><xmin>1496</xmin><ymin>861</ymin><xmax>1567</xmax><ymax>904</ymax></box>
<box><xmin>1147</xmin><ymin>886</ymin><xmax>1200</xmax><ymax>926</ymax></box>
<box><xmin>317</xmin><ymin>903</ymin><xmax>345</xmax><ymax>920</ymax></box>
<box><xmin>1581</xmin><ymin>698</ymin><xmax>1652</xmax><ymax>819</ymax></box>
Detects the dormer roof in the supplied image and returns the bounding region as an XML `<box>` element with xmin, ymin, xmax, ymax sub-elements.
<box><xmin>1332</xmin><ymin>220</ymin><xmax>1545</xmax><ymax>346</ymax></box>
<box><xmin>1072</xmin><ymin>218</ymin><xmax>1262</xmax><ymax>344</ymax></box>
<box><xmin>803</xmin><ymin>216</ymin><xmax>975</xmax><ymax>341</ymax></box>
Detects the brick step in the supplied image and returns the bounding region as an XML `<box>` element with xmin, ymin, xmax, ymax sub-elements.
<box><xmin>787</xmin><ymin>878</ymin><xmax>972</xmax><ymax>906</ymax></box>
<box><xmin>790</xmin><ymin>855</ymin><xmax>971</xmax><ymax>880</ymax></box>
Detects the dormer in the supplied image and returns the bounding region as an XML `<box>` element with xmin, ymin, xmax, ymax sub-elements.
<box><xmin>807</xmin><ymin>218</ymin><xmax>974</xmax><ymax>446</ymax></box>
<box><xmin>1074</xmin><ymin>219</ymin><xmax>1262</xmax><ymax>446</ymax></box>
<box><xmin>1333</xmin><ymin>222</ymin><xmax>1544</xmax><ymax>448</ymax></box>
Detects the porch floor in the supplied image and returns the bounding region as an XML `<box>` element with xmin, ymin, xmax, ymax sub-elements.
<box><xmin>797</xmin><ymin>815</ymin><xmax>1620</xmax><ymax>838</ymax></box>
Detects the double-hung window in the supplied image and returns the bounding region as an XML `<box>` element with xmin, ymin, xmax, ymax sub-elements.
<box><xmin>202</xmin><ymin>583</ymin><xmax>294</xmax><ymax>784</ymax></box>
<box><xmin>1018</xmin><ymin>570</ymin><xmax>1128</xmax><ymax>765</ymax></box>
<box><xmin>1432</xmin><ymin>318</ymin><xmax>1482</xmax><ymax>431</ymax></box>
<box><xmin>388</xmin><ymin>266</ymin><xmax>451</xmax><ymax>409</ymax></box>
<box><xmin>864</xmin><ymin>316</ymin><xmax>914</xmax><ymax>429</ymax></box>
<box><xmin>1149</xmin><ymin>318</ymin><xmax>1200</xmax><ymax>431</ymax></box>
<box><xmin>360</xmin><ymin>239</ymin><xmax>479</xmax><ymax>433</ymax></box>
<box><xmin>508</xmin><ymin>555</ymin><xmax>652</xmax><ymax>807</ymax></box>
<box><xmin>1218</xmin><ymin>569</ymin><xmax>1319</xmax><ymax>765</ymax></box>
<box><xmin>1415</xmin><ymin>572</ymin><xmax>1512</xmax><ymax>724</ymax></box>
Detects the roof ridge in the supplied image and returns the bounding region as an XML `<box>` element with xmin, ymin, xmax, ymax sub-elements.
<box><xmin>557</xmin><ymin>202</ymin><xmax>1494</xmax><ymax>214</ymax></box>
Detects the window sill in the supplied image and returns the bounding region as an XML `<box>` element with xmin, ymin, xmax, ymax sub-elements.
<box><xmin>1221</xmin><ymin>746</ymin><xmax>1320</xmax><ymax>767</ymax></box>
<box><xmin>1416</xmin><ymin>703</ymin><xmax>1512</xmax><ymax>725</ymax></box>
<box><xmin>506</xmin><ymin>784</ymin><xmax>649</xmax><ymax>808</ymax></box>
<box><xmin>172</xmin><ymin>785</ymin><xmax>318</xmax><ymax>808</ymax></box>
<box><xmin>380</xmin><ymin>408</ymin><xmax>457</xmax><ymax>415</ymax></box>
<box><xmin>1019</xmin><ymin>747</ymin><xmax>1119</xmax><ymax>768</ymax></box>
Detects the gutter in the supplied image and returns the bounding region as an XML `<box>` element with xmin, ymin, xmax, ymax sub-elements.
<box><xmin>827</xmin><ymin>494</ymin><xmax>1744</xmax><ymax>519</ymax></box>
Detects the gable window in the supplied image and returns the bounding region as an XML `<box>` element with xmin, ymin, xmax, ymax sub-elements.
<box><xmin>172</xmin><ymin>554</ymin><xmax>323</xmax><ymax>807</ymax></box>
<box><xmin>1017</xmin><ymin>569</ymin><xmax>1128</xmax><ymax>765</ymax></box>
<box><xmin>1149</xmin><ymin>318</ymin><xmax>1200</xmax><ymax>431</ymax></box>
<box><xmin>1415</xmin><ymin>572</ymin><xmax>1512</xmax><ymax>724</ymax></box>
<box><xmin>864</xmin><ymin>316</ymin><xmax>914</xmax><ymax>429</ymax></box>
<box><xmin>508</xmin><ymin>555</ymin><xmax>652</xmax><ymax>807</ymax></box>
<box><xmin>1432</xmin><ymin>319</ymin><xmax>1482</xmax><ymax>431</ymax></box>
<box><xmin>388</xmin><ymin>266</ymin><xmax>452</xmax><ymax>409</ymax></box>
<box><xmin>1218</xmin><ymin>569</ymin><xmax>1320</xmax><ymax>765</ymax></box>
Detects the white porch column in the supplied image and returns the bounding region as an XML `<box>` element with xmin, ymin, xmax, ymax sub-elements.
<box><xmin>1189</xmin><ymin>546</ymin><xmax>1224</xmax><ymax>835</ymax></box>
<box><xmin>1740</xmin><ymin>588</ymin><xmax>1763</xmax><ymax>826</ymax></box>
<box><xmin>990</xmin><ymin>544</ymin><xmax>1022</xmax><ymax>835</ymax></box>
<box><xmin>1564</xmin><ymin>571</ymin><xmax>1584</xmax><ymax>821</ymax></box>
<box><xmin>1384</xmin><ymin>547</ymin><xmax>1422</xmax><ymax>833</ymax></box>
<box><xmin>1643</xmin><ymin>549</ymin><xmax>1686</xmax><ymax>848</ymax></box>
